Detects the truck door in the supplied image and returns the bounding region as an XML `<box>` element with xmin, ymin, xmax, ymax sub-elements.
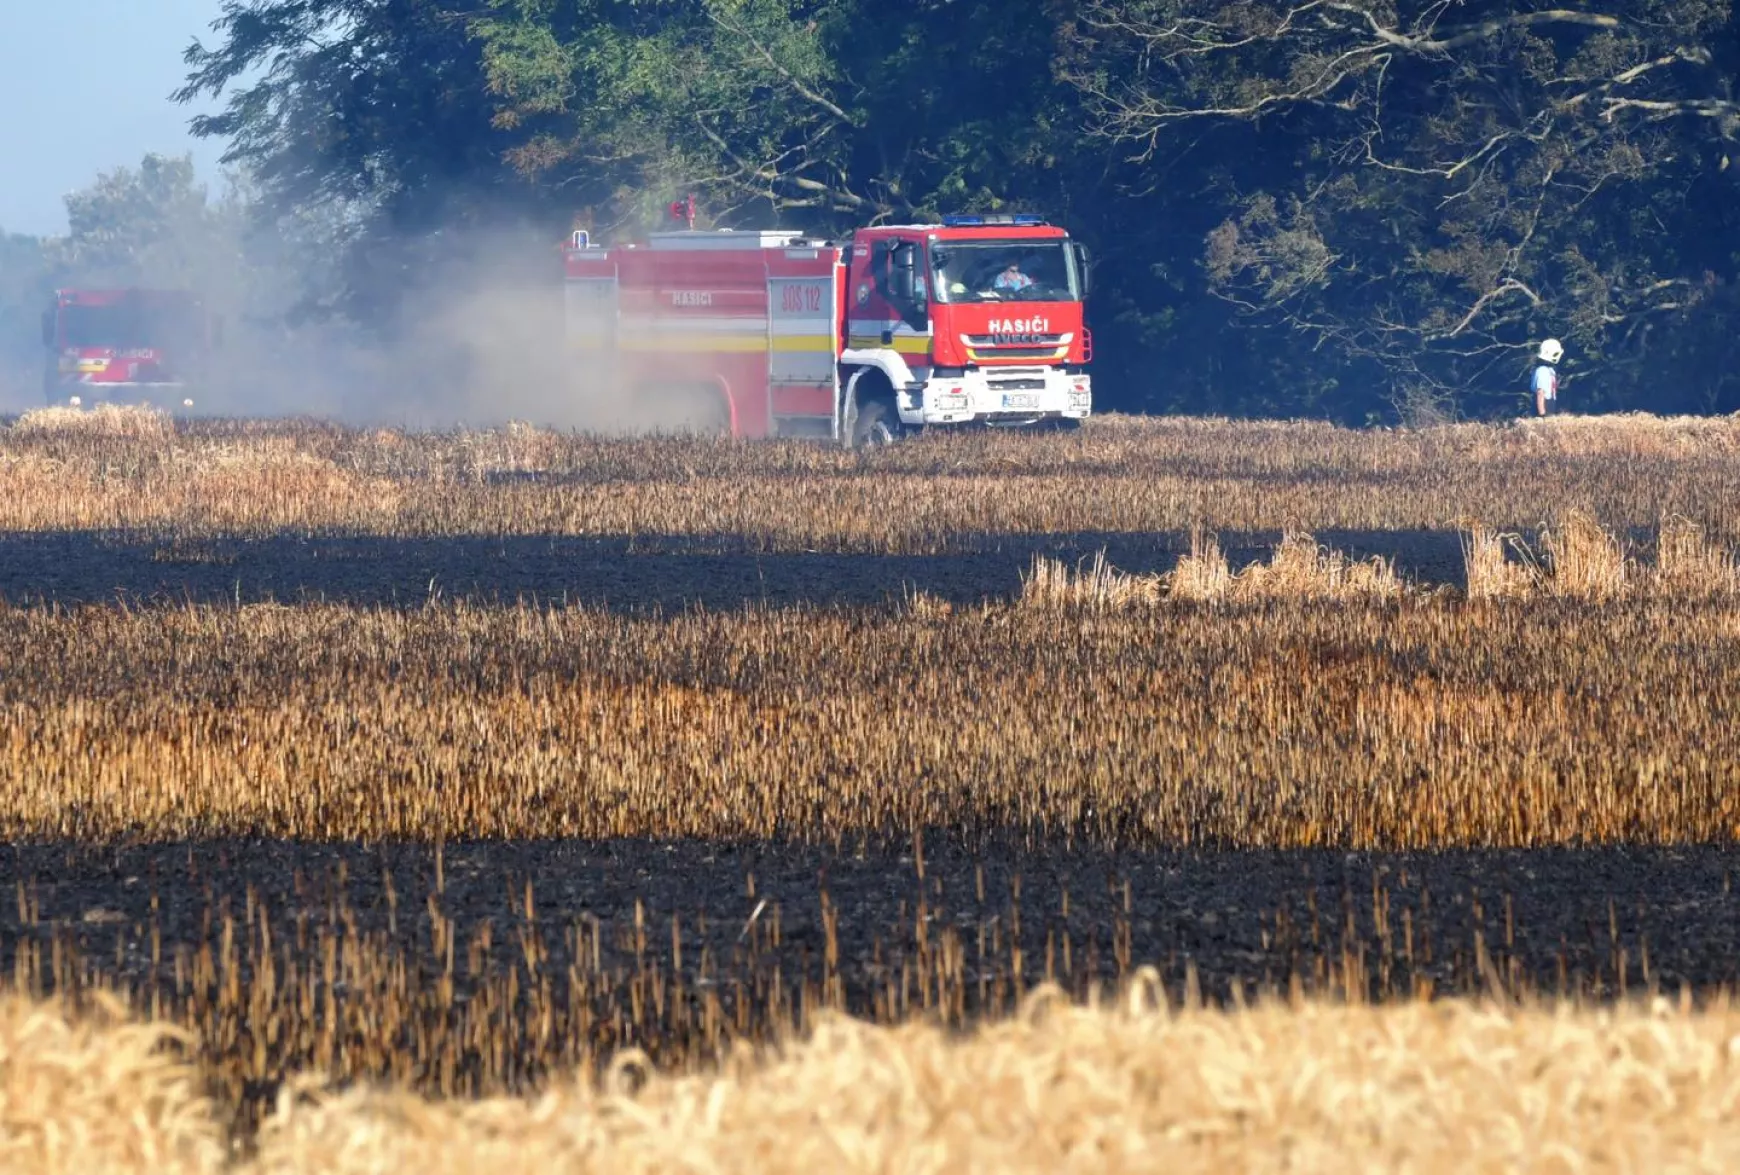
<box><xmin>846</xmin><ymin>236</ymin><xmax>928</xmax><ymax>352</ymax></box>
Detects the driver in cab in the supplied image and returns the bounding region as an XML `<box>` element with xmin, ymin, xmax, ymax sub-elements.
<box><xmin>993</xmin><ymin>262</ymin><xmax>1034</xmax><ymax>294</ymax></box>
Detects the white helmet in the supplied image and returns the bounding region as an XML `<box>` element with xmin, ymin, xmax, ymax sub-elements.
<box><xmin>1538</xmin><ymin>338</ymin><xmax>1564</xmax><ymax>363</ymax></box>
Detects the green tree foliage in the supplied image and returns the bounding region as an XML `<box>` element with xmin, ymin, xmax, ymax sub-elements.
<box><xmin>1068</xmin><ymin>0</ymin><xmax>1740</xmax><ymax>418</ymax></box>
<box><xmin>464</xmin><ymin>0</ymin><xmax>1086</xmax><ymax>230</ymax></box>
<box><xmin>176</xmin><ymin>0</ymin><xmax>1740</xmax><ymax>420</ymax></box>
<box><xmin>179</xmin><ymin>1</ymin><xmax>554</xmax><ymax>326</ymax></box>
<box><xmin>52</xmin><ymin>154</ymin><xmax>240</xmax><ymax>288</ymax></box>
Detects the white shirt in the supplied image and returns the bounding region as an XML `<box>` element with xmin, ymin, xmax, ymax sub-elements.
<box><xmin>1532</xmin><ymin>364</ymin><xmax>1558</xmax><ymax>400</ymax></box>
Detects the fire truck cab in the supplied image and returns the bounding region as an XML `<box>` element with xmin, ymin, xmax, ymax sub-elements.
<box><xmin>563</xmin><ymin>213</ymin><xmax>1092</xmax><ymax>444</ymax></box>
<box><xmin>41</xmin><ymin>288</ymin><xmax>217</xmax><ymax>410</ymax></box>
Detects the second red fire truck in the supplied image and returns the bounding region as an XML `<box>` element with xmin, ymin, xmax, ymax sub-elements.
<box><xmin>563</xmin><ymin>212</ymin><xmax>1093</xmax><ymax>445</ymax></box>
<box><xmin>41</xmin><ymin>287</ymin><xmax>220</xmax><ymax>410</ymax></box>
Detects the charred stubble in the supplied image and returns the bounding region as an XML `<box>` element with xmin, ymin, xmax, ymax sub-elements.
<box><xmin>1</xmin><ymin>600</ymin><xmax>1737</xmax><ymax>847</ymax></box>
<box><xmin>3</xmin><ymin>408</ymin><xmax>1740</xmax><ymax>1136</ymax></box>
<box><xmin>7</xmin><ymin>839</ymin><xmax>1737</xmax><ymax>1132</ymax></box>
<box><xmin>1</xmin><ymin>594</ymin><xmax>1738</xmax><ymax>1127</ymax></box>
<box><xmin>2</xmin><ymin>410</ymin><xmax>1738</xmax><ymax>550</ymax></box>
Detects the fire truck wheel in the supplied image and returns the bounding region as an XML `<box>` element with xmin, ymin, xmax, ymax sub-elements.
<box><xmin>851</xmin><ymin>397</ymin><xmax>901</xmax><ymax>449</ymax></box>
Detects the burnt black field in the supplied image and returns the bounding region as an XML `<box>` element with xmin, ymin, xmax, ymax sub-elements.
<box><xmin>2</xmin><ymin>518</ymin><xmax>1735</xmax><ymax>1120</ymax></box>
<box><xmin>9</xmin><ymin>839</ymin><xmax>1737</xmax><ymax>1019</ymax></box>
<box><xmin>0</xmin><ymin>525</ymin><xmax>1721</xmax><ymax>1011</ymax></box>
<box><xmin>0</xmin><ymin>527</ymin><xmax>1472</xmax><ymax>608</ymax></box>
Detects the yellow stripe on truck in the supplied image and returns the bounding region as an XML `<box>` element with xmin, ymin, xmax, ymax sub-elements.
<box><xmin>588</xmin><ymin>334</ymin><xmax>843</xmax><ymax>354</ymax></box>
<box><xmin>846</xmin><ymin>334</ymin><xmax>932</xmax><ymax>356</ymax></box>
<box><xmin>577</xmin><ymin>332</ymin><xmax>940</xmax><ymax>359</ymax></box>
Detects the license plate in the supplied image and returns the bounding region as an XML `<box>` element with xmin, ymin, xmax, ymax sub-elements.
<box><xmin>1001</xmin><ymin>393</ymin><xmax>1040</xmax><ymax>409</ymax></box>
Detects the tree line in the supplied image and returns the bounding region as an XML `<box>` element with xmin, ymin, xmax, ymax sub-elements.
<box><xmin>10</xmin><ymin>2</ymin><xmax>1740</xmax><ymax>421</ymax></box>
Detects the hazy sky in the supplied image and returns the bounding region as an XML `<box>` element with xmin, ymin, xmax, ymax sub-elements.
<box><xmin>1</xmin><ymin>0</ymin><xmax>229</xmax><ymax>236</ymax></box>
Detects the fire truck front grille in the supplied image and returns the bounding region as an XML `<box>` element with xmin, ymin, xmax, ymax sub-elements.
<box><xmin>963</xmin><ymin>333</ymin><xmax>1069</xmax><ymax>362</ymax></box>
<box><xmin>965</xmin><ymin>334</ymin><xmax>1066</xmax><ymax>347</ymax></box>
<box><xmin>985</xmin><ymin>347</ymin><xmax>1064</xmax><ymax>360</ymax></box>
<box><xmin>986</xmin><ymin>379</ymin><xmax>1045</xmax><ymax>391</ymax></box>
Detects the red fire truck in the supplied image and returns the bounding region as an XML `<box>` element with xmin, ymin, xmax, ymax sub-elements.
<box><xmin>41</xmin><ymin>288</ymin><xmax>218</xmax><ymax>409</ymax></box>
<box><xmin>563</xmin><ymin>213</ymin><xmax>1092</xmax><ymax>445</ymax></box>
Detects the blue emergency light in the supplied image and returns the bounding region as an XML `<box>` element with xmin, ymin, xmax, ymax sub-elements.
<box><xmin>941</xmin><ymin>213</ymin><xmax>1046</xmax><ymax>227</ymax></box>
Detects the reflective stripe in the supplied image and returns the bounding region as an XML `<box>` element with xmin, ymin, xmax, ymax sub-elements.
<box><xmin>846</xmin><ymin>334</ymin><xmax>931</xmax><ymax>356</ymax></box>
<box><xmin>604</xmin><ymin>333</ymin><xmax>837</xmax><ymax>354</ymax></box>
<box><xmin>620</xmin><ymin>315</ymin><xmax>769</xmax><ymax>333</ymax></box>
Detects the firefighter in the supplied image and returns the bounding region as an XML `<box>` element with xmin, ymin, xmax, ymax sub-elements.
<box><xmin>994</xmin><ymin>261</ymin><xmax>1034</xmax><ymax>294</ymax></box>
<box><xmin>1532</xmin><ymin>338</ymin><xmax>1563</xmax><ymax>416</ymax></box>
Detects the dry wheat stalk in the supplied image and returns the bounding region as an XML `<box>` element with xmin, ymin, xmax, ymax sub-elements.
<box><xmin>14</xmin><ymin>986</ymin><xmax>1740</xmax><ymax>1174</ymax></box>
<box><xmin>2</xmin><ymin>414</ymin><xmax>1737</xmax><ymax>549</ymax></box>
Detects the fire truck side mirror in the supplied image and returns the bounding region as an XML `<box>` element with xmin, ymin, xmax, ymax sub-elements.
<box><xmin>1072</xmin><ymin>243</ymin><xmax>1093</xmax><ymax>297</ymax></box>
<box><xmin>40</xmin><ymin>309</ymin><xmax>54</xmax><ymax>348</ymax></box>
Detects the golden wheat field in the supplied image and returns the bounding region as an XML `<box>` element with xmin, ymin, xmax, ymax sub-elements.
<box><xmin>4</xmin><ymin>405</ymin><xmax>1740</xmax><ymax>1164</ymax></box>
<box><xmin>4</xmin><ymin>593</ymin><xmax>1739</xmax><ymax>846</ymax></box>
<box><xmin>11</xmin><ymin>986</ymin><xmax>1740</xmax><ymax>1174</ymax></box>
<box><xmin>0</xmin><ymin>405</ymin><xmax>1737</xmax><ymax>548</ymax></box>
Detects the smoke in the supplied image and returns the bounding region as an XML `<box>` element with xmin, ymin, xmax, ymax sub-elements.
<box><xmin>7</xmin><ymin>165</ymin><xmax>686</xmax><ymax>432</ymax></box>
<box><xmin>205</xmin><ymin>220</ymin><xmax>632</xmax><ymax>430</ymax></box>
<box><xmin>222</xmin><ymin>219</ymin><xmax>745</xmax><ymax>434</ymax></box>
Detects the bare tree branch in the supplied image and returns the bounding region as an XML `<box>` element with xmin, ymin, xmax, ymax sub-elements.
<box><xmin>1321</xmin><ymin>5</ymin><xmax>1619</xmax><ymax>55</ymax></box>
<box><xmin>704</xmin><ymin>6</ymin><xmax>852</xmax><ymax>123</ymax></box>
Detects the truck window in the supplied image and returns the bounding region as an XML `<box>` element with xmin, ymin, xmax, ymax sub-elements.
<box><xmin>931</xmin><ymin>240</ymin><xmax>1081</xmax><ymax>304</ymax></box>
<box><xmin>869</xmin><ymin>240</ymin><xmax>927</xmax><ymax>330</ymax></box>
<box><xmin>57</xmin><ymin>300</ymin><xmax>200</xmax><ymax>350</ymax></box>
<box><xmin>60</xmin><ymin>304</ymin><xmax>147</xmax><ymax>348</ymax></box>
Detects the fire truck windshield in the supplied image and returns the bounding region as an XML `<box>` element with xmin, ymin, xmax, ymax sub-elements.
<box><xmin>59</xmin><ymin>301</ymin><xmax>196</xmax><ymax>349</ymax></box>
<box><xmin>930</xmin><ymin>240</ymin><xmax>1080</xmax><ymax>304</ymax></box>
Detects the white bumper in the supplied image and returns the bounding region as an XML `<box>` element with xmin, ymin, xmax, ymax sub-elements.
<box><xmin>51</xmin><ymin>382</ymin><xmax>196</xmax><ymax>409</ymax></box>
<box><xmin>900</xmin><ymin>368</ymin><xmax>1092</xmax><ymax>426</ymax></box>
